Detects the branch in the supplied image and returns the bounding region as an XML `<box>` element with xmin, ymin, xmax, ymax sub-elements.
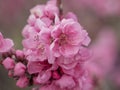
<box><xmin>57</xmin><ymin>0</ymin><xmax>63</xmax><ymax>16</ymax></box>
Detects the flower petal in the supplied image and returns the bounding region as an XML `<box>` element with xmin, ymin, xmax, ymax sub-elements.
<box><xmin>59</xmin><ymin>44</ymin><xmax>79</xmax><ymax>57</ymax></box>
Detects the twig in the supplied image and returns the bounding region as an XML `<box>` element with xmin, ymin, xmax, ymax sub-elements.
<box><xmin>57</xmin><ymin>0</ymin><xmax>63</xmax><ymax>16</ymax></box>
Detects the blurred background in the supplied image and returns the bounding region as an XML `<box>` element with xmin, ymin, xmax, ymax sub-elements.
<box><xmin>0</xmin><ymin>0</ymin><xmax>120</xmax><ymax>90</ymax></box>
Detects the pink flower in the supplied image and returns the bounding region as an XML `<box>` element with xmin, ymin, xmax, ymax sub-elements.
<box><xmin>55</xmin><ymin>75</ymin><xmax>76</xmax><ymax>89</ymax></box>
<box><xmin>39</xmin><ymin>27</ymin><xmax>52</xmax><ymax>45</ymax></box>
<box><xmin>0</xmin><ymin>32</ymin><xmax>14</xmax><ymax>52</ymax></box>
<box><xmin>62</xmin><ymin>63</ymin><xmax>84</xmax><ymax>78</ymax></box>
<box><xmin>27</xmin><ymin>14</ymin><xmax>36</xmax><ymax>26</ymax></box>
<box><xmin>34</xmin><ymin>18</ymin><xmax>47</xmax><ymax>31</ymax></box>
<box><xmin>51</xmin><ymin>19</ymin><xmax>90</xmax><ymax>57</ymax></box>
<box><xmin>30</xmin><ymin>0</ymin><xmax>58</xmax><ymax>20</ymax></box>
<box><xmin>56</xmin><ymin>55</ymin><xmax>78</xmax><ymax>70</ymax></box>
<box><xmin>22</xmin><ymin>25</ymin><xmax>36</xmax><ymax>38</ymax></box>
<box><xmin>39</xmin><ymin>27</ymin><xmax>56</xmax><ymax>63</ymax></box>
<box><xmin>16</xmin><ymin>50</ymin><xmax>24</xmax><ymax>59</ymax></box>
<box><xmin>0</xmin><ymin>0</ymin><xmax>93</xmax><ymax>90</ymax></box>
<box><xmin>30</xmin><ymin>5</ymin><xmax>45</xmax><ymax>18</ymax></box>
<box><xmin>14</xmin><ymin>62</ymin><xmax>26</xmax><ymax>76</ymax></box>
<box><xmin>27</xmin><ymin>61</ymin><xmax>45</xmax><ymax>74</ymax></box>
<box><xmin>22</xmin><ymin>26</ymin><xmax>40</xmax><ymax>50</ymax></box>
<box><xmin>2</xmin><ymin>57</ymin><xmax>15</xmax><ymax>70</ymax></box>
<box><xmin>65</xmin><ymin>12</ymin><xmax>78</xmax><ymax>21</ymax></box>
<box><xmin>20</xmin><ymin>1</ymin><xmax>92</xmax><ymax>90</ymax></box>
<box><xmin>36</xmin><ymin>71</ymin><xmax>51</xmax><ymax>84</ymax></box>
<box><xmin>16</xmin><ymin>75</ymin><xmax>29</xmax><ymax>88</ymax></box>
<box><xmin>44</xmin><ymin>1</ymin><xmax>59</xmax><ymax>19</ymax></box>
<box><xmin>27</xmin><ymin>61</ymin><xmax>52</xmax><ymax>74</ymax></box>
<box><xmin>39</xmin><ymin>71</ymin><xmax>92</xmax><ymax>90</ymax></box>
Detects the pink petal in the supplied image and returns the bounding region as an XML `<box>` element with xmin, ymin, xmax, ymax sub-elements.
<box><xmin>65</xmin><ymin>12</ymin><xmax>78</xmax><ymax>21</ymax></box>
<box><xmin>59</xmin><ymin>44</ymin><xmax>79</xmax><ymax>57</ymax></box>
<box><xmin>55</xmin><ymin>75</ymin><xmax>76</xmax><ymax>89</ymax></box>
<box><xmin>50</xmin><ymin>40</ymin><xmax>61</xmax><ymax>57</ymax></box>
<box><xmin>39</xmin><ymin>27</ymin><xmax>51</xmax><ymax>45</ymax></box>
<box><xmin>34</xmin><ymin>18</ymin><xmax>46</xmax><ymax>31</ymax></box>
<box><xmin>36</xmin><ymin>71</ymin><xmax>51</xmax><ymax>84</ymax></box>
<box><xmin>64</xmin><ymin>22</ymin><xmax>83</xmax><ymax>45</ymax></box>
<box><xmin>27</xmin><ymin>61</ymin><xmax>43</xmax><ymax>74</ymax></box>
<box><xmin>2</xmin><ymin>57</ymin><xmax>15</xmax><ymax>70</ymax></box>
<box><xmin>51</xmin><ymin>25</ymin><xmax>62</xmax><ymax>38</ymax></box>
<box><xmin>16</xmin><ymin>76</ymin><xmax>29</xmax><ymax>88</ymax></box>
<box><xmin>22</xmin><ymin>39</ymin><xmax>38</xmax><ymax>49</ymax></box>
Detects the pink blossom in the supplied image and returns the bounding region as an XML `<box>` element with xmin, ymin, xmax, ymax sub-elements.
<box><xmin>0</xmin><ymin>0</ymin><xmax>93</xmax><ymax>90</ymax></box>
<box><xmin>0</xmin><ymin>32</ymin><xmax>14</xmax><ymax>53</ymax></box>
<box><xmin>16</xmin><ymin>75</ymin><xmax>29</xmax><ymax>88</ymax></box>
<box><xmin>51</xmin><ymin>19</ymin><xmax>90</xmax><ymax>57</ymax></box>
<box><xmin>30</xmin><ymin>5</ymin><xmax>45</xmax><ymax>18</ymax></box>
<box><xmin>16</xmin><ymin>50</ymin><xmax>24</xmax><ymax>59</ymax></box>
<box><xmin>36</xmin><ymin>71</ymin><xmax>51</xmax><ymax>84</ymax></box>
<box><xmin>39</xmin><ymin>27</ymin><xmax>52</xmax><ymax>45</ymax></box>
<box><xmin>44</xmin><ymin>1</ymin><xmax>59</xmax><ymax>19</ymax></box>
<box><xmin>34</xmin><ymin>18</ymin><xmax>47</xmax><ymax>31</ymax></box>
<box><xmin>65</xmin><ymin>12</ymin><xmax>78</xmax><ymax>21</ymax></box>
<box><xmin>30</xmin><ymin>0</ymin><xmax>58</xmax><ymax>20</ymax></box>
<box><xmin>2</xmin><ymin>57</ymin><xmax>15</xmax><ymax>70</ymax></box>
<box><xmin>14</xmin><ymin>62</ymin><xmax>26</xmax><ymax>76</ymax></box>
<box><xmin>55</xmin><ymin>75</ymin><xmax>76</xmax><ymax>89</ymax></box>
<box><xmin>27</xmin><ymin>60</ymin><xmax>52</xmax><ymax>74</ymax></box>
<box><xmin>22</xmin><ymin>25</ymin><xmax>36</xmax><ymax>38</ymax></box>
<box><xmin>22</xmin><ymin>26</ymin><xmax>40</xmax><ymax>50</ymax></box>
<box><xmin>62</xmin><ymin>63</ymin><xmax>84</xmax><ymax>78</ymax></box>
<box><xmin>40</xmin><ymin>71</ymin><xmax>92</xmax><ymax>90</ymax></box>
<box><xmin>27</xmin><ymin>14</ymin><xmax>36</xmax><ymax>26</ymax></box>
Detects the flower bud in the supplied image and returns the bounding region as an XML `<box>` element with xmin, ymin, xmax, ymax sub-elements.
<box><xmin>2</xmin><ymin>57</ymin><xmax>15</xmax><ymax>70</ymax></box>
<box><xmin>14</xmin><ymin>62</ymin><xmax>26</xmax><ymax>76</ymax></box>
<box><xmin>8</xmin><ymin>70</ymin><xmax>13</xmax><ymax>77</ymax></box>
<box><xmin>16</xmin><ymin>50</ymin><xmax>24</xmax><ymax>59</ymax></box>
<box><xmin>16</xmin><ymin>75</ymin><xmax>29</xmax><ymax>88</ymax></box>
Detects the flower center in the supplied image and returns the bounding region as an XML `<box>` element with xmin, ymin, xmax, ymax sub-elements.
<box><xmin>34</xmin><ymin>35</ymin><xmax>39</xmax><ymax>41</ymax></box>
<box><xmin>51</xmin><ymin>67</ymin><xmax>64</xmax><ymax>80</ymax></box>
<box><xmin>59</xmin><ymin>33</ymin><xmax>67</xmax><ymax>45</ymax></box>
<box><xmin>37</xmin><ymin>44</ymin><xmax>45</xmax><ymax>55</ymax></box>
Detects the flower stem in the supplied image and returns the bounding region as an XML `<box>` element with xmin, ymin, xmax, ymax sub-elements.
<box><xmin>57</xmin><ymin>0</ymin><xmax>63</xmax><ymax>16</ymax></box>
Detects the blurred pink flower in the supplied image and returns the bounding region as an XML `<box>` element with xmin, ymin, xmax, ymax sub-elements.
<box><xmin>64</xmin><ymin>0</ymin><xmax>120</xmax><ymax>17</ymax></box>
<box><xmin>111</xmin><ymin>71</ymin><xmax>120</xmax><ymax>86</ymax></box>
<box><xmin>0</xmin><ymin>32</ymin><xmax>14</xmax><ymax>52</ymax></box>
<box><xmin>86</xmin><ymin>28</ymin><xmax>117</xmax><ymax>79</ymax></box>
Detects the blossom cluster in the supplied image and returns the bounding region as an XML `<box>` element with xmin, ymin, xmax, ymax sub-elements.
<box><xmin>0</xmin><ymin>0</ymin><xmax>92</xmax><ymax>90</ymax></box>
